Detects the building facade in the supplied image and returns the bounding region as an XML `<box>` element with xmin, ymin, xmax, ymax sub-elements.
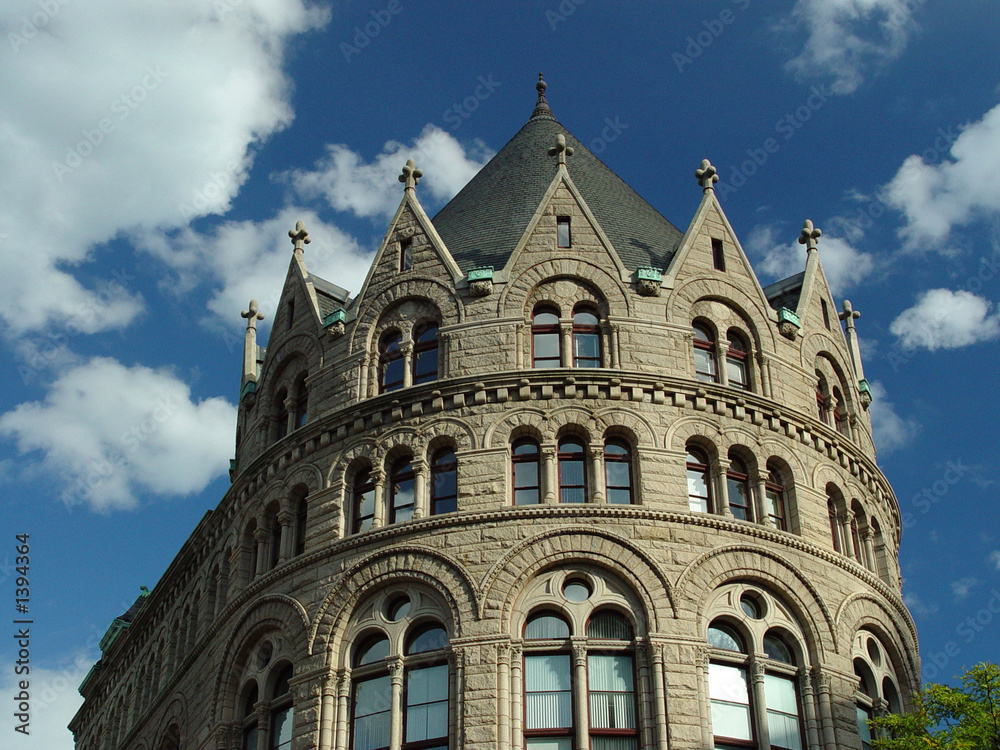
<box><xmin>71</xmin><ymin>78</ymin><xmax>918</xmax><ymax>750</ymax></box>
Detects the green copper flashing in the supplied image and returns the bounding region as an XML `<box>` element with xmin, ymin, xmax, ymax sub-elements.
<box><xmin>79</xmin><ymin>662</ymin><xmax>102</xmax><ymax>695</ymax></box>
<box><xmin>777</xmin><ymin>307</ymin><xmax>802</xmax><ymax>329</ymax></box>
<box><xmin>858</xmin><ymin>378</ymin><xmax>871</xmax><ymax>395</ymax></box>
<box><xmin>323</xmin><ymin>308</ymin><xmax>347</xmax><ymax>327</ymax></box>
<box><xmin>98</xmin><ymin>619</ymin><xmax>130</xmax><ymax>652</ymax></box>
<box><xmin>637</xmin><ymin>267</ymin><xmax>662</xmax><ymax>282</ymax></box>
<box><xmin>467</xmin><ymin>266</ymin><xmax>494</xmax><ymax>282</ymax></box>
<box><xmin>240</xmin><ymin>380</ymin><xmax>257</xmax><ymax>400</ymax></box>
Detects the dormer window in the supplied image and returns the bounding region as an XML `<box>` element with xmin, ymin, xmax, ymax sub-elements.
<box><xmin>557</xmin><ymin>216</ymin><xmax>571</xmax><ymax>248</ymax></box>
<box><xmin>400</xmin><ymin>237</ymin><xmax>413</xmax><ymax>272</ymax></box>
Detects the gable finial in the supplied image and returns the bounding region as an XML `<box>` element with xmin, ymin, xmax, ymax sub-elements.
<box><xmin>798</xmin><ymin>219</ymin><xmax>822</xmax><ymax>253</ymax></box>
<box><xmin>288</xmin><ymin>220</ymin><xmax>311</xmax><ymax>256</ymax></box>
<box><xmin>839</xmin><ymin>299</ymin><xmax>861</xmax><ymax>329</ymax></box>
<box><xmin>398</xmin><ymin>158</ymin><xmax>423</xmax><ymax>191</ymax></box>
<box><xmin>241</xmin><ymin>299</ymin><xmax>265</xmax><ymax>390</ymax></box>
<box><xmin>531</xmin><ymin>73</ymin><xmax>554</xmax><ymax>120</ymax></box>
<box><xmin>548</xmin><ymin>133</ymin><xmax>574</xmax><ymax>166</ymax></box>
<box><xmin>695</xmin><ymin>159</ymin><xmax>719</xmax><ymax>192</ymax></box>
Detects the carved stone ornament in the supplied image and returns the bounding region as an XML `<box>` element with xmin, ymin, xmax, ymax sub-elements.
<box><xmin>636</xmin><ymin>267</ymin><xmax>662</xmax><ymax>297</ymax></box>
<box><xmin>469</xmin><ymin>278</ymin><xmax>493</xmax><ymax>297</ymax></box>
<box><xmin>778</xmin><ymin>320</ymin><xmax>799</xmax><ymax>340</ymax></box>
<box><xmin>326</xmin><ymin>320</ymin><xmax>346</xmax><ymax>338</ymax></box>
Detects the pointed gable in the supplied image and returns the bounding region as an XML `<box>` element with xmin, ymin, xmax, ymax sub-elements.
<box><xmin>432</xmin><ymin>85</ymin><xmax>683</xmax><ymax>275</ymax></box>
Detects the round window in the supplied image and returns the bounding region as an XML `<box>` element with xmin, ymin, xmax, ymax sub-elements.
<box><xmin>867</xmin><ymin>637</ymin><xmax>882</xmax><ymax>666</ymax></box>
<box><xmin>256</xmin><ymin>641</ymin><xmax>273</xmax><ymax>670</ymax></box>
<box><xmin>739</xmin><ymin>593</ymin><xmax>763</xmax><ymax>619</ymax></box>
<box><xmin>385</xmin><ymin>595</ymin><xmax>411</xmax><ymax>622</ymax></box>
<box><xmin>563</xmin><ymin>579</ymin><xmax>592</xmax><ymax>603</ymax></box>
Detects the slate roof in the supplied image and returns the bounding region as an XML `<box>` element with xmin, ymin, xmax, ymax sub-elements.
<box><xmin>311</xmin><ymin>275</ymin><xmax>351</xmax><ymax>318</ymax></box>
<box><xmin>763</xmin><ymin>272</ymin><xmax>805</xmax><ymax>312</ymax></box>
<box><xmin>432</xmin><ymin>92</ymin><xmax>684</xmax><ymax>274</ymax></box>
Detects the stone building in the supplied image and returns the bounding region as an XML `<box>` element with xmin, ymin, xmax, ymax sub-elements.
<box><xmin>70</xmin><ymin>77</ymin><xmax>918</xmax><ymax>750</ymax></box>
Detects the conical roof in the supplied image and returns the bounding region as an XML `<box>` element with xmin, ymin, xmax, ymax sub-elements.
<box><xmin>432</xmin><ymin>81</ymin><xmax>684</xmax><ymax>274</ymax></box>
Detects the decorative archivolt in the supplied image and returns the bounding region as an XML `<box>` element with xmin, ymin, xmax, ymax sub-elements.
<box><xmin>152</xmin><ymin>696</ymin><xmax>187</xmax><ymax>747</ymax></box>
<box><xmin>500</xmin><ymin>259</ymin><xmax>632</xmax><ymax>319</ymax></box>
<box><xmin>309</xmin><ymin>546</ymin><xmax>478</xmax><ymax>658</ymax></box>
<box><xmin>349</xmin><ymin>276</ymin><xmax>463</xmax><ymax>354</ymax></box>
<box><xmin>326</xmin><ymin>439</ymin><xmax>380</xmax><ymax>487</ymax></box>
<box><xmin>210</xmin><ymin>594</ymin><xmax>310</xmax><ymax>724</ymax></box>
<box><xmin>478</xmin><ymin>526</ymin><xmax>674</xmax><ymax>631</ymax></box>
<box><xmin>665</xmin><ymin>415</ymin><xmax>726</xmax><ymax>454</ymax></box>
<box><xmin>835</xmin><ymin>592</ymin><xmax>919</xmax><ymax>689</ymax></box>
<box><xmin>591</xmin><ymin>405</ymin><xmax>657</xmax><ymax>447</ymax></box>
<box><xmin>674</xmin><ymin>544</ymin><xmax>838</xmax><ymax>655</ymax></box>
<box><xmin>668</xmin><ymin>277</ymin><xmax>776</xmax><ymax>351</ymax></box>
<box><xmin>256</xmin><ymin>332</ymin><xmax>320</xmax><ymax>400</ymax></box>
<box><xmin>485</xmin><ymin>404</ymin><xmax>656</xmax><ymax>449</ymax></box>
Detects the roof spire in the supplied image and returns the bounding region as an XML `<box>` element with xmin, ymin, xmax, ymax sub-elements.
<box><xmin>530</xmin><ymin>73</ymin><xmax>554</xmax><ymax>120</ymax></box>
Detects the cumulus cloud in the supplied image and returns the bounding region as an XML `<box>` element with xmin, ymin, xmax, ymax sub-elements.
<box><xmin>0</xmin><ymin>0</ymin><xmax>329</xmax><ymax>335</ymax></box>
<box><xmin>951</xmin><ymin>577</ymin><xmax>980</xmax><ymax>601</ymax></box>
<box><xmin>890</xmin><ymin>289</ymin><xmax>1000</xmax><ymax>351</ymax></box>
<box><xmin>989</xmin><ymin>550</ymin><xmax>1000</xmax><ymax>570</ymax></box>
<box><xmin>136</xmin><ymin>207</ymin><xmax>372</xmax><ymax>332</ymax></box>
<box><xmin>286</xmin><ymin>124</ymin><xmax>493</xmax><ymax>221</ymax></box>
<box><xmin>747</xmin><ymin>224</ymin><xmax>875</xmax><ymax>294</ymax></box>
<box><xmin>883</xmin><ymin>101</ymin><xmax>1000</xmax><ymax>248</ymax></box>
<box><xmin>0</xmin><ymin>358</ymin><xmax>238</xmax><ymax>511</ymax></box>
<box><xmin>780</xmin><ymin>0</ymin><xmax>918</xmax><ymax>94</ymax></box>
<box><xmin>903</xmin><ymin>592</ymin><xmax>939</xmax><ymax>617</ymax></box>
<box><xmin>867</xmin><ymin>380</ymin><xmax>919</xmax><ymax>454</ymax></box>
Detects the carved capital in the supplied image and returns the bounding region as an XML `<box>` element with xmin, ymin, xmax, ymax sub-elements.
<box><xmin>637</xmin><ymin>277</ymin><xmax>661</xmax><ymax>297</ymax></box>
<box><xmin>469</xmin><ymin>278</ymin><xmax>493</xmax><ymax>297</ymax></box>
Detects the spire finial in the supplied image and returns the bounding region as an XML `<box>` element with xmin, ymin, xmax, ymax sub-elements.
<box><xmin>695</xmin><ymin>159</ymin><xmax>719</xmax><ymax>192</ymax></box>
<box><xmin>398</xmin><ymin>158</ymin><xmax>423</xmax><ymax>191</ymax></box>
<box><xmin>548</xmin><ymin>133</ymin><xmax>574</xmax><ymax>166</ymax></box>
<box><xmin>288</xmin><ymin>220</ymin><xmax>311</xmax><ymax>256</ymax></box>
<box><xmin>798</xmin><ymin>219</ymin><xmax>822</xmax><ymax>253</ymax></box>
<box><xmin>241</xmin><ymin>299</ymin><xmax>265</xmax><ymax>330</ymax></box>
<box><xmin>530</xmin><ymin>72</ymin><xmax>554</xmax><ymax>120</ymax></box>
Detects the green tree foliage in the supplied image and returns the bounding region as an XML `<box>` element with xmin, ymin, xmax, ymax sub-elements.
<box><xmin>872</xmin><ymin>663</ymin><xmax>1000</xmax><ymax>750</ymax></box>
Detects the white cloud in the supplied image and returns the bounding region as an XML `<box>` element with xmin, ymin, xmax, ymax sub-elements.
<box><xmin>903</xmin><ymin>592</ymin><xmax>939</xmax><ymax>616</ymax></box>
<box><xmin>286</xmin><ymin>124</ymin><xmax>493</xmax><ymax>221</ymax></box>
<box><xmin>951</xmin><ymin>576</ymin><xmax>980</xmax><ymax>600</ymax></box>
<box><xmin>868</xmin><ymin>380</ymin><xmax>919</xmax><ymax>454</ymax></box>
<box><xmin>989</xmin><ymin>550</ymin><xmax>1000</xmax><ymax>571</ymax></box>
<box><xmin>0</xmin><ymin>358</ymin><xmax>237</xmax><ymax>511</ymax></box>
<box><xmin>136</xmin><ymin>207</ymin><xmax>372</xmax><ymax>333</ymax></box>
<box><xmin>890</xmin><ymin>288</ymin><xmax>1000</xmax><ymax>351</ymax></box>
<box><xmin>0</xmin><ymin>0</ymin><xmax>329</xmax><ymax>335</ymax></box>
<box><xmin>747</xmin><ymin>224</ymin><xmax>875</xmax><ymax>294</ymax></box>
<box><xmin>0</xmin><ymin>651</ymin><xmax>96</xmax><ymax>750</ymax></box>
<box><xmin>883</xmin><ymin>101</ymin><xmax>1000</xmax><ymax>248</ymax></box>
<box><xmin>780</xmin><ymin>0</ymin><xmax>918</xmax><ymax>94</ymax></box>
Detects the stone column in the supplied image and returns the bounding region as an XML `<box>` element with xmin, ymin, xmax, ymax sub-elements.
<box><xmin>589</xmin><ymin>447</ymin><xmax>605</xmax><ymax>503</ymax></box>
<box><xmin>334</xmin><ymin>669</ymin><xmax>351</xmax><ymax>750</ymax></box>
<box><xmin>754</xmin><ymin>473</ymin><xmax>772</xmax><ymax>527</ymax></box>
<box><xmin>277</xmin><ymin>510</ymin><xmax>295</xmax><ymax>563</ymax></box>
<box><xmin>283</xmin><ymin>394</ymin><xmax>296</xmax><ymax>435</ymax></box>
<box><xmin>542</xmin><ymin>444</ymin><xmax>558</xmax><ymax>504</ymax></box>
<box><xmin>254</xmin><ymin>705</ymin><xmax>270</xmax><ymax>750</ymax></box>
<box><xmin>572</xmin><ymin>642</ymin><xmax>588</xmax><ymax>750</ymax></box>
<box><xmin>413</xmin><ymin>459</ymin><xmax>428</xmax><ymax>519</ymax></box>
<box><xmin>717</xmin><ymin>339</ymin><xmax>731</xmax><ymax>386</ymax></box>
<box><xmin>863</xmin><ymin>528</ymin><xmax>876</xmax><ymax>572</ymax></box>
<box><xmin>497</xmin><ymin>644</ymin><xmax>511</xmax><ymax>750</ymax></box>
<box><xmin>400</xmin><ymin>340</ymin><xmax>414</xmax><ymax>389</ymax></box>
<box><xmin>696</xmin><ymin>648</ymin><xmax>713</xmax><ymax>749</ymax></box>
<box><xmin>388</xmin><ymin>658</ymin><xmax>404</xmax><ymax>750</ymax></box>
<box><xmin>318</xmin><ymin>672</ymin><xmax>337</xmax><ymax>750</ymax></box>
<box><xmin>813</xmin><ymin>669</ymin><xmax>838</xmax><ymax>750</ymax></box>
<box><xmin>609</xmin><ymin>323</ymin><xmax>620</xmax><ymax>368</ymax></box>
<box><xmin>372</xmin><ymin>468</ymin><xmax>387</xmax><ymax>529</ymax></box>
<box><xmin>799</xmin><ymin>667</ymin><xmax>821</xmax><ymax>750</ymax></box>
<box><xmin>650</xmin><ymin>643</ymin><xmax>670</xmax><ymax>750</ymax></box>
<box><xmin>510</xmin><ymin>644</ymin><xmax>524</xmax><ymax>750</ymax></box>
<box><xmin>253</xmin><ymin>527</ymin><xmax>269</xmax><ymax>577</ymax></box>
<box><xmin>759</xmin><ymin>354</ymin><xmax>772</xmax><ymax>398</ymax></box>
<box><xmin>840</xmin><ymin>511</ymin><xmax>856</xmax><ymax>561</ymax></box>
<box><xmin>751</xmin><ymin>662</ymin><xmax>771</xmax><ymax>748</ymax></box>
<box><xmin>714</xmin><ymin>466</ymin><xmax>733</xmax><ymax>517</ymax></box>
<box><xmin>515</xmin><ymin>324</ymin><xmax>525</xmax><ymax>369</ymax></box>
<box><xmin>560</xmin><ymin>320</ymin><xmax>573</xmax><ymax>367</ymax></box>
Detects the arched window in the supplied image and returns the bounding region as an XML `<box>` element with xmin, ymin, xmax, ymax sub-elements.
<box><xmin>269</xmin><ymin>512</ymin><xmax>282</xmax><ymax>570</ymax></box>
<box><xmin>828</xmin><ymin>496</ymin><xmax>841</xmax><ymax>553</ymax></box>
<box><xmin>833</xmin><ymin>386</ymin><xmax>849</xmax><ymax>436</ymax></box>
<box><xmin>693</xmin><ymin>323</ymin><xmax>719</xmax><ymax>383</ymax></box>
<box><xmin>572</xmin><ymin>306</ymin><xmax>601</xmax><ymax>368</ymax></box>
<box><xmin>353</xmin><ymin>469</ymin><xmax>376</xmax><ymax>534</ymax></box>
<box><xmin>274</xmin><ymin>388</ymin><xmax>289</xmax><ymax>440</ymax></box>
<box><xmin>293</xmin><ymin>374</ymin><xmax>308</xmax><ymax>429</ymax></box>
<box><xmin>707</xmin><ymin>621</ymin><xmax>753</xmax><ymax>747</ymax></box>
<box><xmin>240</xmin><ymin>682</ymin><xmax>259</xmax><ymax>750</ymax></box>
<box><xmin>159</xmin><ymin>723</ymin><xmax>182</xmax><ymax>750</ymax></box>
<box><xmin>350</xmin><ymin>623</ymin><xmax>450</xmax><ymax>750</ymax></box>
<box><xmin>532</xmin><ymin>306</ymin><xmax>562</xmax><ymax>368</ymax></box>
<box><xmin>430</xmin><ymin>448</ymin><xmax>457</xmax><ymax>515</ymax></box>
<box><xmin>726</xmin><ymin>455</ymin><xmax>752</xmax><ymax>521</ymax></box>
<box><xmin>765</xmin><ymin>463</ymin><xmax>788</xmax><ymax>531</ymax></box>
<box><xmin>269</xmin><ymin>665</ymin><xmax>294</xmax><ymax>750</ymax></box>
<box><xmin>389</xmin><ymin>458</ymin><xmax>415</xmax><ymax>524</ymax></box>
<box><xmin>379</xmin><ymin>331</ymin><xmax>404</xmax><ymax>393</ymax></box>
<box><xmin>726</xmin><ymin>330</ymin><xmax>750</xmax><ymax>390</ymax></box>
<box><xmin>558</xmin><ymin>437</ymin><xmax>587</xmax><ymax>503</ymax></box>
<box><xmin>412</xmin><ymin>323</ymin><xmax>439</xmax><ymax>385</ymax></box>
<box><xmin>294</xmin><ymin>494</ymin><xmax>307</xmax><ymax>557</ymax></box>
<box><xmin>513</xmin><ymin>439</ymin><xmax>541</xmax><ymax>505</ymax></box>
<box><xmin>604</xmin><ymin>439</ymin><xmax>634</xmax><ymax>505</ymax></box>
<box><xmin>816</xmin><ymin>377</ymin><xmax>830</xmax><ymax>425</ymax></box>
<box><xmin>850</xmin><ymin>512</ymin><xmax>864</xmax><ymax>563</ymax></box>
<box><xmin>687</xmin><ymin>447</ymin><xmax>712</xmax><ymax>513</ymax></box>
<box><xmin>245</xmin><ymin>520</ymin><xmax>259</xmax><ymax>582</ymax></box>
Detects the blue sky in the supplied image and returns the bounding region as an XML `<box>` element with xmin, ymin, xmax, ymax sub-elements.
<box><xmin>2</xmin><ymin>1</ymin><xmax>999</xmax><ymax>745</ymax></box>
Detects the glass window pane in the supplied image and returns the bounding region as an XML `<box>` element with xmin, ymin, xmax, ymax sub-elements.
<box><xmin>355</xmin><ymin>637</ymin><xmax>389</xmax><ymax>666</ymax></box>
<box><xmin>514</xmin><ymin>461</ymin><xmax>539</xmax><ymax>486</ymax></box>
<box><xmin>856</xmin><ymin>706</ymin><xmax>873</xmax><ymax>750</ymax></box>
<box><xmin>574</xmin><ymin>310</ymin><xmax>599</xmax><ymax>325</ymax></box>
<box><xmin>408</xmin><ymin>626</ymin><xmax>448</xmax><ymax>654</ymax></box>
<box><xmin>607</xmin><ymin>488</ymin><xmax>632</xmax><ymax>505</ymax></box>
<box><xmin>534</xmin><ymin>311</ymin><xmax>559</xmax><ymax>325</ymax></box>
<box><xmin>560</xmin><ymin>486</ymin><xmax>586</xmax><ymax>503</ymax></box>
<box><xmin>433</xmin><ymin>469</ymin><xmax>456</xmax><ymax>498</ymax></box>
<box><xmin>353</xmin><ymin>676</ymin><xmax>391</xmax><ymax>750</ymax></box>
<box><xmin>592</xmin><ymin>739</ymin><xmax>637</xmax><ymax>750</ymax></box>
<box><xmin>587</xmin><ymin>611</ymin><xmax>633</xmax><ymax>640</ymax></box>
<box><xmin>763</xmin><ymin>634</ymin><xmax>794</xmax><ymax>664</ymax></box>
<box><xmin>707</xmin><ymin>625</ymin><xmax>744</xmax><ymax>652</ymax></box>
<box><xmin>709</xmin><ymin>663</ymin><xmax>752</xmax><ymax>741</ymax></box>
<box><xmin>406</xmin><ymin>664</ymin><xmax>449</xmax><ymax>742</ymax></box>
<box><xmin>525</xmin><ymin>614</ymin><xmax>570</xmax><ymax>640</ymax></box>
<box><xmin>606</xmin><ymin>461</ymin><xmax>631</xmax><ymax>487</ymax></box>
<box><xmin>727</xmin><ymin>359</ymin><xmax>748</xmax><ymax>388</ymax></box>
<box><xmin>515</xmin><ymin>489</ymin><xmax>540</xmax><ymax>506</ymax></box>
<box><xmin>525</xmin><ymin>654</ymin><xmax>572</xmax><ymax>729</ymax></box>
<box><xmin>687</xmin><ymin>469</ymin><xmax>708</xmax><ymax>498</ymax></box>
<box><xmin>271</xmin><ymin>707</ymin><xmax>293</xmax><ymax>750</ymax></box>
<box><xmin>383</xmin><ymin>359</ymin><xmax>404</xmax><ymax>391</ymax></box>
<box><xmin>560</xmin><ymin>459</ymin><xmax>584</xmax><ymax>486</ymax></box>
<box><xmin>765</xmin><ymin>674</ymin><xmax>799</xmax><ymax>714</ymax></box>
<box><xmin>526</xmin><ymin>739</ymin><xmax>573</xmax><ymax>750</ymax></box>
<box><xmin>414</xmin><ymin>350</ymin><xmax>438</xmax><ymax>382</ymax></box>
<box><xmin>534</xmin><ymin>333</ymin><xmax>561</xmax><ymax>358</ymax></box>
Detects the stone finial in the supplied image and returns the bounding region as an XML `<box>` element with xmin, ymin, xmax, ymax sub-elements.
<box><xmin>531</xmin><ymin>72</ymin><xmax>554</xmax><ymax>120</ymax></box>
<box><xmin>798</xmin><ymin>219</ymin><xmax>822</xmax><ymax>253</ymax></box>
<box><xmin>695</xmin><ymin>159</ymin><xmax>719</xmax><ymax>191</ymax></box>
<box><xmin>548</xmin><ymin>133</ymin><xmax>574</xmax><ymax>165</ymax></box>
<box><xmin>241</xmin><ymin>299</ymin><xmax>265</xmax><ymax>330</ymax></box>
<box><xmin>839</xmin><ymin>299</ymin><xmax>861</xmax><ymax>329</ymax></box>
<box><xmin>288</xmin><ymin>221</ymin><xmax>311</xmax><ymax>256</ymax></box>
<box><xmin>398</xmin><ymin>159</ymin><xmax>423</xmax><ymax>191</ymax></box>
<box><xmin>536</xmin><ymin>73</ymin><xmax>547</xmax><ymax>101</ymax></box>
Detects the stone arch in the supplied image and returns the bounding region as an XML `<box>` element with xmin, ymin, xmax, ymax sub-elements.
<box><xmin>500</xmin><ymin>258</ymin><xmax>632</xmax><ymax>319</ymax></box>
<box><xmin>257</xmin><ymin>333</ymin><xmax>320</xmax><ymax>401</ymax></box>
<box><xmin>153</xmin><ymin>697</ymin><xmax>186</xmax><ymax>748</ymax></box>
<box><xmin>835</xmin><ymin>592</ymin><xmax>919</xmax><ymax>690</ymax></box>
<box><xmin>669</xmin><ymin>277</ymin><xmax>777</xmax><ymax>351</ymax></box>
<box><xmin>210</xmin><ymin>593</ymin><xmax>310</xmax><ymax>725</ymax></box>
<box><xmin>282</xmin><ymin>462</ymin><xmax>324</xmax><ymax>497</ymax></box>
<box><xmin>479</xmin><ymin>526</ymin><xmax>674</xmax><ymax>631</ymax></box>
<box><xmin>419</xmin><ymin>415</ymin><xmax>478</xmax><ymax>453</ymax></box>
<box><xmin>326</xmin><ymin>438</ymin><xmax>380</xmax><ymax>487</ymax></box>
<box><xmin>349</xmin><ymin>276</ymin><xmax>463</xmax><ymax>354</ymax></box>
<box><xmin>674</xmin><ymin>545</ymin><xmax>838</xmax><ymax>655</ymax></box>
<box><xmin>310</xmin><ymin>546</ymin><xmax>478</xmax><ymax>659</ymax></box>
<box><xmin>483</xmin><ymin>406</ymin><xmax>557</xmax><ymax>448</ymax></box>
<box><xmin>664</xmin><ymin>414</ymin><xmax>726</xmax><ymax>453</ymax></box>
<box><xmin>759</xmin><ymin>437</ymin><xmax>809</xmax><ymax>483</ymax></box>
<box><xmin>592</xmin><ymin>406</ymin><xmax>658</xmax><ymax>447</ymax></box>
